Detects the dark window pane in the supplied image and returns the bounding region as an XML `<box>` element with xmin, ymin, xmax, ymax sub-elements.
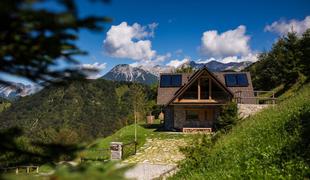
<box><xmin>186</xmin><ymin>110</ymin><xmax>199</xmax><ymax>121</ymax></box>
<box><xmin>181</xmin><ymin>81</ymin><xmax>198</xmax><ymax>99</ymax></box>
<box><xmin>171</xmin><ymin>75</ymin><xmax>182</xmax><ymax>86</ymax></box>
<box><xmin>160</xmin><ymin>75</ymin><xmax>171</xmax><ymax>87</ymax></box>
<box><xmin>225</xmin><ymin>74</ymin><xmax>237</xmax><ymax>86</ymax></box>
<box><xmin>237</xmin><ymin>74</ymin><xmax>248</xmax><ymax>86</ymax></box>
<box><xmin>200</xmin><ymin>78</ymin><xmax>209</xmax><ymax>99</ymax></box>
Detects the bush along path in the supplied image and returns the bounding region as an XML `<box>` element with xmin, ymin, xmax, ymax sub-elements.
<box><xmin>123</xmin><ymin>135</ymin><xmax>188</xmax><ymax>180</ymax></box>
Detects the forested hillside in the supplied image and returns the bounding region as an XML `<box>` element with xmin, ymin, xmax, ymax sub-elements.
<box><xmin>246</xmin><ymin>29</ymin><xmax>310</xmax><ymax>91</ymax></box>
<box><xmin>0</xmin><ymin>79</ymin><xmax>156</xmax><ymax>143</ymax></box>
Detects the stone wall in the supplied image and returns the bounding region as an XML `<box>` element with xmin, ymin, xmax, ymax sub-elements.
<box><xmin>238</xmin><ymin>104</ymin><xmax>270</xmax><ymax>118</ymax></box>
<box><xmin>173</xmin><ymin>109</ymin><xmax>186</xmax><ymax>129</ymax></box>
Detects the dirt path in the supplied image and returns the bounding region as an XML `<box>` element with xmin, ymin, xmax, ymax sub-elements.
<box><xmin>123</xmin><ymin>137</ymin><xmax>187</xmax><ymax>179</ymax></box>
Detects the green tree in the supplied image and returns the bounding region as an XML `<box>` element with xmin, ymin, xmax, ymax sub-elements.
<box><xmin>246</xmin><ymin>29</ymin><xmax>310</xmax><ymax>91</ymax></box>
<box><xmin>214</xmin><ymin>102</ymin><xmax>238</xmax><ymax>132</ymax></box>
<box><xmin>175</xmin><ymin>66</ymin><xmax>195</xmax><ymax>73</ymax></box>
<box><xmin>0</xmin><ymin>0</ymin><xmax>110</xmax><ymax>85</ymax></box>
<box><xmin>129</xmin><ymin>83</ymin><xmax>147</xmax><ymax>141</ymax></box>
<box><xmin>300</xmin><ymin>29</ymin><xmax>310</xmax><ymax>76</ymax></box>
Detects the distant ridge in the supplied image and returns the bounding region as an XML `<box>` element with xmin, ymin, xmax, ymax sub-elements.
<box><xmin>102</xmin><ymin>60</ymin><xmax>252</xmax><ymax>85</ymax></box>
<box><xmin>102</xmin><ymin>64</ymin><xmax>158</xmax><ymax>85</ymax></box>
<box><xmin>0</xmin><ymin>82</ymin><xmax>41</xmax><ymax>100</ymax></box>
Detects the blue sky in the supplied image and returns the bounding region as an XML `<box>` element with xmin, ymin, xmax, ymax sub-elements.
<box><xmin>3</xmin><ymin>0</ymin><xmax>310</xmax><ymax>84</ymax></box>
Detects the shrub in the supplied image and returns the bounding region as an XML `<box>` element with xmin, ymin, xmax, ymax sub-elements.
<box><xmin>214</xmin><ymin>102</ymin><xmax>238</xmax><ymax>132</ymax></box>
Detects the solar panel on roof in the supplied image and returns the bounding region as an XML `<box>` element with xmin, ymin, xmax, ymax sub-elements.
<box><xmin>236</xmin><ymin>74</ymin><xmax>248</xmax><ymax>86</ymax></box>
<box><xmin>160</xmin><ymin>75</ymin><xmax>182</xmax><ymax>87</ymax></box>
<box><xmin>225</xmin><ymin>74</ymin><xmax>238</xmax><ymax>86</ymax></box>
<box><xmin>171</xmin><ymin>75</ymin><xmax>182</xmax><ymax>86</ymax></box>
<box><xmin>224</xmin><ymin>74</ymin><xmax>248</xmax><ymax>87</ymax></box>
<box><xmin>160</xmin><ymin>75</ymin><xmax>171</xmax><ymax>87</ymax></box>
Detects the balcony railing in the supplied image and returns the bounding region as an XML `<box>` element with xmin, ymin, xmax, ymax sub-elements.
<box><xmin>234</xmin><ymin>90</ymin><xmax>276</xmax><ymax>104</ymax></box>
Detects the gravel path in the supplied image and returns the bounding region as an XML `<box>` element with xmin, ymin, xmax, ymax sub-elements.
<box><xmin>123</xmin><ymin>138</ymin><xmax>187</xmax><ymax>165</ymax></box>
<box><xmin>123</xmin><ymin>137</ymin><xmax>187</xmax><ymax>179</ymax></box>
<box><xmin>124</xmin><ymin>163</ymin><xmax>176</xmax><ymax>180</ymax></box>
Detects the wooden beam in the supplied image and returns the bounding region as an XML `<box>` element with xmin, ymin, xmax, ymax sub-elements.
<box><xmin>177</xmin><ymin>99</ymin><xmax>217</xmax><ymax>103</ymax></box>
<box><xmin>209</xmin><ymin>78</ymin><xmax>212</xmax><ymax>100</ymax></box>
<box><xmin>198</xmin><ymin>78</ymin><xmax>201</xmax><ymax>100</ymax></box>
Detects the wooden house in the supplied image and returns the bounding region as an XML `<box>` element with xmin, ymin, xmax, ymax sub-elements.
<box><xmin>157</xmin><ymin>67</ymin><xmax>255</xmax><ymax>131</ymax></box>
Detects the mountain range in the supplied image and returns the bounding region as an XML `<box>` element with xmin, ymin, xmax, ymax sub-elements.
<box><xmin>101</xmin><ymin>60</ymin><xmax>252</xmax><ymax>85</ymax></box>
<box><xmin>102</xmin><ymin>64</ymin><xmax>159</xmax><ymax>85</ymax></box>
<box><xmin>0</xmin><ymin>83</ymin><xmax>41</xmax><ymax>100</ymax></box>
<box><xmin>0</xmin><ymin>60</ymin><xmax>252</xmax><ymax>99</ymax></box>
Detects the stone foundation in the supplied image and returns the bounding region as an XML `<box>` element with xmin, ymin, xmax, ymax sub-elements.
<box><xmin>238</xmin><ymin>104</ymin><xmax>270</xmax><ymax>118</ymax></box>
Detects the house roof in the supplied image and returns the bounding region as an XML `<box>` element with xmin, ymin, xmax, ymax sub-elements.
<box><xmin>164</xmin><ymin>67</ymin><xmax>234</xmax><ymax>106</ymax></box>
<box><xmin>157</xmin><ymin>68</ymin><xmax>254</xmax><ymax>106</ymax></box>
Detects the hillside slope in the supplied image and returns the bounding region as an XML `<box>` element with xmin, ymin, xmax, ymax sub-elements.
<box><xmin>173</xmin><ymin>84</ymin><xmax>310</xmax><ymax>179</ymax></box>
<box><xmin>0</xmin><ymin>79</ymin><xmax>150</xmax><ymax>142</ymax></box>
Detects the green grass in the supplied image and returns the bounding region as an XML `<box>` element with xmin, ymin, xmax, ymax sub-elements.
<box><xmin>79</xmin><ymin>123</ymin><xmax>157</xmax><ymax>160</ymax></box>
<box><xmin>172</xmin><ymin>84</ymin><xmax>310</xmax><ymax>179</ymax></box>
<box><xmin>79</xmin><ymin>121</ymin><xmax>194</xmax><ymax>160</ymax></box>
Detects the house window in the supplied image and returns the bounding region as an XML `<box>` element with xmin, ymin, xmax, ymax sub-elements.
<box><xmin>200</xmin><ymin>78</ymin><xmax>210</xmax><ymax>99</ymax></box>
<box><xmin>186</xmin><ymin>110</ymin><xmax>199</xmax><ymax>121</ymax></box>
<box><xmin>212</xmin><ymin>81</ymin><xmax>229</xmax><ymax>100</ymax></box>
<box><xmin>160</xmin><ymin>75</ymin><xmax>182</xmax><ymax>87</ymax></box>
<box><xmin>224</xmin><ymin>74</ymin><xmax>248</xmax><ymax>87</ymax></box>
<box><xmin>180</xmin><ymin>81</ymin><xmax>198</xmax><ymax>99</ymax></box>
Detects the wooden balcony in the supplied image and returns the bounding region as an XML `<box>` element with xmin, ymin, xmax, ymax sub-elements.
<box><xmin>234</xmin><ymin>90</ymin><xmax>277</xmax><ymax>104</ymax></box>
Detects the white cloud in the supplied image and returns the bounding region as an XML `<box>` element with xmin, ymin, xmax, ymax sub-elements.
<box><xmin>200</xmin><ymin>25</ymin><xmax>250</xmax><ymax>57</ymax></box>
<box><xmin>103</xmin><ymin>22</ymin><xmax>157</xmax><ymax>61</ymax></box>
<box><xmin>154</xmin><ymin>53</ymin><xmax>171</xmax><ymax>63</ymax></box>
<box><xmin>80</xmin><ymin>62</ymin><xmax>107</xmax><ymax>70</ymax></box>
<box><xmin>148</xmin><ymin>22</ymin><xmax>158</xmax><ymax>36</ymax></box>
<box><xmin>166</xmin><ymin>58</ymin><xmax>190</xmax><ymax>68</ymax></box>
<box><xmin>129</xmin><ymin>52</ymin><xmax>171</xmax><ymax>68</ymax></box>
<box><xmin>221</xmin><ymin>53</ymin><xmax>258</xmax><ymax>63</ymax></box>
<box><xmin>196</xmin><ymin>58</ymin><xmax>216</xmax><ymax>64</ymax></box>
<box><xmin>195</xmin><ymin>53</ymin><xmax>258</xmax><ymax>64</ymax></box>
<box><xmin>265</xmin><ymin>16</ymin><xmax>310</xmax><ymax>36</ymax></box>
<box><xmin>79</xmin><ymin>62</ymin><xmax>107</xmax><ymax>79</ymax></box>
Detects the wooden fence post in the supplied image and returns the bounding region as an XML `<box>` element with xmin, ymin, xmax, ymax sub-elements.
<box><xmin>134</xmin><ymin>141</ymin><xmax>137</xmax><ymax>155</ymax></box>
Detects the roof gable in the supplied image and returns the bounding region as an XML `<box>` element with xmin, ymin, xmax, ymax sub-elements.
<box><xmin>165</xmin><ymin>67</ymin><xmax>234</xmax><ymax>106</ymax></box>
